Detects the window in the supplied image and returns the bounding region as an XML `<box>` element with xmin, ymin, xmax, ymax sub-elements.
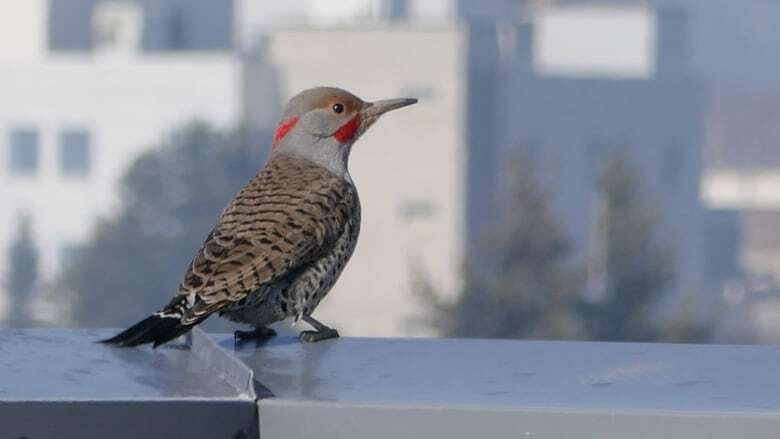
<box><xmin>8</xmin><ymin>128</ymin><xmax>39</xmax><ymax>175</ymax></box>
<box><xmin>60</xmin><ymin>129</ymin><xmax>91</xmax><ymax>176</ymax></box>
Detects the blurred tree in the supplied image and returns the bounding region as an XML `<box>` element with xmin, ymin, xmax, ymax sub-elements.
<box><xmin>657</xmin><ymin>298</ymin><xmax>714</xmax><ymax>344</ymax></box>
<box><xmin>416</xmin><ymin>151</ymin><xmax>584</xmax><ymax>339</ymax></box>
<box><xmin>418</xmin><ymin>148</ymin><xmax>713</xmax><ymax>343</ymax></box>
<box><xmin>5</xmin><ymin>214</ymin><xmax>40</xmax><ymax>327</ymax></box>
<box><xmin>62</xmin><ymin>122</ymin><xmax>269</xmax><ymax>328</ymax></box>
<box><xmin>576</xmin><ymin>152</ymin><xmax>675</xmax><ymax>342</ymax></box>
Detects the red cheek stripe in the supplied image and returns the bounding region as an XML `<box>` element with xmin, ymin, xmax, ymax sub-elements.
<box><xmin>333</xmin><ymin>115</ymin><xmax>361</xmax><ymax>143</ymax></box>
<box><xmin>273</xmin><ymin>116</ymin><xmax>299</xmax><ymax>149</ymax></box>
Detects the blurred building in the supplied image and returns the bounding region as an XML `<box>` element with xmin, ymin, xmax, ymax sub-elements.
<box><xmin>1</xmin><ymin>0</ymin><xmax>508</xmax><ymax>334</ymax></box>
<box><xmin>679</xmin><ymin>0</ymin><xmax>780</xmax><ymax>325</ymax></box>
<box><xmin>701</xmin><ymin>93</ymin><xmax>780</xmax><ymax>285</ymax></box>
<box><xmin>537</xmin><ymin>0</ymin><xmax>780</xmax><ymax>336</ymax></box>
<box><xmin>2</xmin><ymin>0</ymin><xmax>741</xmax><ymax>334</ymax></box>
<box><xmin>48</xmin><ymin>0</ymin><xmax>233</xmax><ymax>51</ymax></box>
<box><xmin>235</xmin><ymin>0</ymin><xmax>520</xmax><ymax>44</ymax></box>
<box><xmin>499</xmin><ymin>3</ymin><xmax>707</xmax><ymax>301</ymax></box>
<box><xmin>0</xmin><ymin>0</ymin><xmax>241</xmax><ymax>319</ymax></box>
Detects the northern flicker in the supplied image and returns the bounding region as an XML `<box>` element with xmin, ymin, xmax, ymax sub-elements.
<box><xmin>102</xmin><ymin>87</ymin><xmax>417</xmax><ymax>347</ymax></box>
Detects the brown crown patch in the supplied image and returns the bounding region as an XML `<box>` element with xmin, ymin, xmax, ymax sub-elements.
<box><xmin>316</xmin><ymin>92</ymin><xmax>363</xmax><ymax>114</ymax></box>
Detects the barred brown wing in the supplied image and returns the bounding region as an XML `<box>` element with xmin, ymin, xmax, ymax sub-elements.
<box><xmin>175</xmin><ymin>155</ymin><xmax>358</xmax><ymax>324</ymax></box>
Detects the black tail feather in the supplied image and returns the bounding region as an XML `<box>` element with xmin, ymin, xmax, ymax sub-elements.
<box><xmin>100</xmin><ymin>314</ymin><xmax>194</xmax><ymax>348</ymax></box>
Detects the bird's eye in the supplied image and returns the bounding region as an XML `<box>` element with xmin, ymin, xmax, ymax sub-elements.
<box><xmin>332</xmin><ymin>103</ymin><xmax>344</xmax><ymax>114</ymax></box>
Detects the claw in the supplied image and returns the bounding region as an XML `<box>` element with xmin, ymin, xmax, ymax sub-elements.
<box><xmin>299</xmin><ymin>328</ymin><xmax>339</xmax><ymax>343</ymax></box>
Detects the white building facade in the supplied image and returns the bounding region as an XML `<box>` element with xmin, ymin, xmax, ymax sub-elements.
<box><xmin>0</xmin><ymin>0</ymin><xmax>241</xmax><ymax>319</ymax></box>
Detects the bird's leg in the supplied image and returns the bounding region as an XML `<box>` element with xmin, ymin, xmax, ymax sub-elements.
<box><xmin>234</xmin><ymin>326</ymin><xmax>277</xmax><ymax>342</ymax></box>
<box><xmin>299</xmin><ymin>315</ymin><xmax>339</xmax><ymax>342</ymax></box>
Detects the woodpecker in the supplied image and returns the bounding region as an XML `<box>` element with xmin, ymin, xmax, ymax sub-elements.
<box><xmin>102</xmin><ymin>87</ymin><xmax>417</xmax><ymax>347</ymax></box>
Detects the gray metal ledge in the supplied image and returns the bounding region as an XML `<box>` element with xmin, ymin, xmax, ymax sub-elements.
<box><xmin>0</xmin><ymin>328</ymin><xmax>257</xmax><ymax>439</ymax></box>
<box><xmin>5</xmin><ymin>330</ymin><xmax>780</xmax><ymax>438</ymax></box>
<box><xmin>218</xmin><ymin>335</ymin><xmax>780</xmax><ymax>439</ymax></box>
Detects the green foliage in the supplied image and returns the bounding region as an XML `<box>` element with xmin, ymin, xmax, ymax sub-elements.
<box><xmin>418</xmin><ymin>149</ymin><xmax>712</xmax><ymax>343</ymax></box>
<box><xmin>577</xmin><ymin>152</ymin><xmax>675</xmax><ymax>341</ymax></box>
<box><xmin>416</xmin><ymin>152</ymin><xmax>584</xmax><ymax>339</ymax></box>
<box><xmin>62</xmin><ymin>122</ymin><xmax>268</xmax><ymax>327</ymax></box>
<box><xmin>5</xmin><ymin>215</ymin><xmax>39</xmax><ymax>327</ymax></box>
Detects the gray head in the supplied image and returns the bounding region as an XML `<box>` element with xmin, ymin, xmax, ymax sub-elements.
<box><xmin>271</xmin><ymin>86</ymin><xmax>417</xmax><ymax>178</ymax></box>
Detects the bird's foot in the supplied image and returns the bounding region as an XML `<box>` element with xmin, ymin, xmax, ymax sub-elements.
<box><xmin>234</xmin><ymin>326</ymin><xmax>277</xmax><ymax>343</ymax></box>
<box><xmin>299</xmin><ymin>328</ymin><xmax>339</xmax><ymax>343</ymax></box>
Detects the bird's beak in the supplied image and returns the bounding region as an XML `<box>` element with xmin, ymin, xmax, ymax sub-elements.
<box><xmin>361</xmin><ymin>98</ymin><xmax>418</xmax><ymax>119</ymax></box>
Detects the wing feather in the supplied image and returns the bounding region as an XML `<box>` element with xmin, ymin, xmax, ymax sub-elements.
<box><xmin>175</xmin><ymin>156</ymin><xmax>356</xmax><ymax>324</ymax></box>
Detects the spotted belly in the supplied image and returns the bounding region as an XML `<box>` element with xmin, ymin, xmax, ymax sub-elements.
<box><xmin>220</xmin><ymin>213</ymin><xmax>360</xmax><ymax>327</ymax></box>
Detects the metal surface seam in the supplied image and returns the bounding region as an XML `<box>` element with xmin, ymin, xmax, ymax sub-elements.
<box><xmin>191</xmin><ymin>328</ymin><xmax>258</xmax><ymax>400</ymax></box>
